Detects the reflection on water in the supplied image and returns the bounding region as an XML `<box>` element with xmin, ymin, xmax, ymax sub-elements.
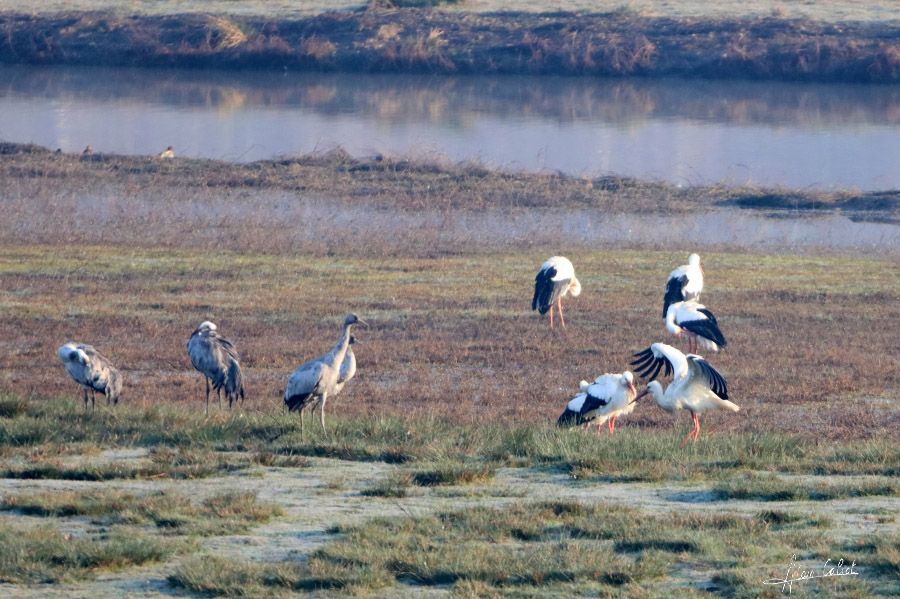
<box><xmin>0</xmin><ymin>65</ymin><xmax>898</xmax><ymax>189</ymax></box>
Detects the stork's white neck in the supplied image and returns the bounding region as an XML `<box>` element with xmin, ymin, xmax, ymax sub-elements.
<box><xmin>648</xmin><ymin>381</ymin><xmax>676</xmax><ymax>413</ymax></box>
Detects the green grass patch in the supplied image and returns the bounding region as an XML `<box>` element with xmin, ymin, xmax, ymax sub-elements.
<box><xmin>0</xmin><ymin>448</ymin><xmax>253</xmax><ymax>481</ymax></box>
<box><xmin>0</xmin><ymin>402</ymin><xmax>896</xmax><ymax>482</ymax></box>
<box><xmin>169</xmin><ymin>500</ymin><xmax>890</xmax><ymax>595</ymax></box>
<box><xmin>0</xmin><ymin>489</ymin><xmax>281</xmax><ymax>536</ymax></box>
<box><xmin>410</xmin><ymin>461</ymin><xmax>495</xmax><ymax>486</ymax></box>
<box><xmin>0</xmin><ymin>523</ymin><xmax>186</xmax><ymax>583</ymax></box>
<box><xmin>712</xmin><ymin>473</ymin><xmax>898</xmax><ymax>501</ymax></box>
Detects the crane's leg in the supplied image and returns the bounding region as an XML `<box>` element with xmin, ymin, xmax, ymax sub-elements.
<box><xmin>205</xmin><ymin>377</ymin><xmax>210</xmax><ymax>415</ymax></box>
<box><xmin>90</xmin><ymin>389</ymin><xmax>96</xmax><ymax>411</ymax></box>
<box><xmin>299</xmin><ymin>406</ymin><xmax>305</xmax><ymax>439</ymax></box>
<box><xmin>319</xmin><ymin>394</ymin><xmax>328</xmax><ymax>434</ymax></box>
<box><xmin>83</xmin><ymin>388</ymin><xmax>89</xmax><ymax>410</ymax></box>
<box><xmin>216</xmin><ymin>387</ymin><xmax>222</xmax><ymax>408</ymax></box>
<box><xmin>557</xmin><ymin>298</ymin><xmax>566</xmax><ymax>328</ymax></box>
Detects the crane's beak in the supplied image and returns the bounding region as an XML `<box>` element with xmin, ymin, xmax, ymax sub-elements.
<box><xmin>356</xmin><ymin>318</ymin><xmax>370</xmax><ymax>328</ymax></box>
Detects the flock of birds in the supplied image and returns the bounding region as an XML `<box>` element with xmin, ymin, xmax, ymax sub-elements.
<box><xmin>57</xmin><ymin>253</ymin><xmax>737</xmax><ymax>444</ymax></box>
<box><xmin>539</xmin><ymin>254</ymin><xmax>738</xmax><ymax>445</ymax></box>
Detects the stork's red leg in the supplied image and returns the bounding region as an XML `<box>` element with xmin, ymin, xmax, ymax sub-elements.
<box><xmin>558</xmin><ymin>298</ymin><xmax>566</xmax><ymax>328</ymax></box>
<box><xmin>691</xmin><ymin>413</ymin><xmax>700</xmax><ymax>442</ymax></box>
<box><xmin>549</xmin><ymin>305</ymin><xmax>555</xmax><ymax>328</ymax></box>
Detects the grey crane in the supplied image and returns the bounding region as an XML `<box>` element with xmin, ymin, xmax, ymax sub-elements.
<box><xmin>57</xmin><ymin>342</ymin><xmax>123</xmax><ymax>409</ymax></box>
<box><xmin>187</xmin><ymin>321</ymin><xmax>245</xmax><ymax>413</ymax></box>
<box><xmin>302</xmin><ymin>335</ymin><xmax>358</xmax><ymax>421</ymax></box>
<box><xmin>284</xmin><ymin>314</ymin><xmax>367</xmax><ymax>436</ymax></box>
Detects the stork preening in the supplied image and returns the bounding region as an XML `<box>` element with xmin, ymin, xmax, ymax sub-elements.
<box><xmin>665</xmin><ymin>300</ymin><xmax>727</xmax><ymax>353</ymax></box>
<box><xmin>663</xmin><ymin>253</ymin><xmax>703</xmax><ymax>318</ymax></box>
<box><xmin>558</xmin><ymin>372</ymin><xmax>638</xmax><ymax>434</ymax></box>
<box><xmin>532</xmin><ymin>256</ymin><xmax>582</xmax><ymax>328</ymax></box>
<box><xmin>631</xmin><ymin>343</ymin><xmax>737</xmax><ymax>446</ymax></box>
<box><xmin>57</xmin><ymin>342</ymin><xmax>123</xmax><ymax>409</ymax></box>
<box><xmin>284</xmin><ymin>314</ymin><xmax>367</xmax><ymax>436</ymax></box>
<box><xmin>187</xmin><ymin>321</ymin><xmax>245</xmax><ymax>413</ymax></box>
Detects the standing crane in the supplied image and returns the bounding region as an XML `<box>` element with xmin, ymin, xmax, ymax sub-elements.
<box><xmin>631</xmin><ymin>343</ymin><xmax>737</xmax><ymax>446</ymax></box>
<box><xmin>57</xmin><ymin>342</ymin><xmax>123</xmax><ymax>409</ymax></box>
<box><xmin>284</xmin><ymin>314</ymin><xmax>368</xmax><ymax>436</ymax></box>
<box><xmin>663</xmin><ymin>253</ymin><xmax>703</xmax><ymax>318</ymax></box>
<box><xmin>532</xmin><ymin>256</ymin><xmax>582</xmax><ymax>328</ymax></box>
<box><xmin>187</xmin><ymin>321</ymin><xmax>245</xmax><ymax>413</ymax></box>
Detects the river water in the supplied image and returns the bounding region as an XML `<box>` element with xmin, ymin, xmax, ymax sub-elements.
<box><xmin>0</xmin><ymin>65</ymin><xmax>898</xmax><ymax>190</ymax></box>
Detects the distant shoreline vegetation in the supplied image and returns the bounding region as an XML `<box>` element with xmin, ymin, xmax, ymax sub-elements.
<box><xmin>0</xmin><ymin>8</ymin><xmax>898</xmax><ymax>83</ymax></box>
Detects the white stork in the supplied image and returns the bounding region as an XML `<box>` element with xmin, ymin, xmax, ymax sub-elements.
<box><xmin>158</xmin><ymin>146</ymin><xmax>175</xmax><ymax>159</ymax></box>
<box><xmin>663</xmin><ymin>253</ymin><xmax>703</xmax><ymax>318</ymax></box>
<box><xmin>284</xmin><ymin>314</ymin><xmax>367</xmax><ymax>436</ymax></box>
<box><xmin>532</xmin><ymin>256</ymin><xmax>582</xmax><ymax>328</ymax></box>
<box><xmin>557</xmin><ymin>372</ymin><xmax>637</xmax><ymax>434</ymax></box>
<box><xmin>630</xmin><ymin>343</ymin><xmax>738</xmax><ymax>446</ymax></box>
<box><xmin>665</xmin><ymin>300</ymin><xmax>727</xmax><ymax>353</ymax></box>
<box><xmin>57</xmin><ymin>342</ymin><xmax>123</xmax><ymax>409</ymax></box>
<box><xmin>187</xmin><ymin>321</ymin><xmax>245</xmax><ymax>413</ymax></box>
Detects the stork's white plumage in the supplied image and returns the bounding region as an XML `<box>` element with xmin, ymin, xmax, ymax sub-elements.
<box><xmin>532</xmin><ymin>256</ymin><xmax>582</xmax><ymax>328</ymax></box>
<box><xmin>631</xmin><ymin>343</ymin><xmax>737</xmax><ymax>445</ymax></box>
<box><xmin>665</xmin><ymin>300</ymin><xmax>727</xmax><ymax>353</ymax></box>
<box><xmin>557</xmin><ymin>372</ymin><xmax>637</xmax><ymax>433</ymax></box>
<box><xmin>663</xmin><ymin>253</ymin><xmax>703</xmax><ymax>318</ymax></box>
<box><xmin>57</xmin><ymin>342</ymin><xmax>123</xmax><ymax>409</ymax></box>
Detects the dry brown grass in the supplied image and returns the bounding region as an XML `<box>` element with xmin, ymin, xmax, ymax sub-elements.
<box><xmin>0</xmin><ymin>10</ymin><xmax>898</xmax><ymax>82</ymax></box>
<box><xmin>0</xmin><ymin>242</ymin><xmax>896</xmax><ymax>442</ymax></box>
<box><xmin>0</xmin><ymin>143</ymin><xmax>896</xmax><ymax>442</ymax></box>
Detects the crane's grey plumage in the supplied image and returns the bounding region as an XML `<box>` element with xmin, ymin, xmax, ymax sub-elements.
<box><xmin>187</xmin><ymin>321</ymin><xmax>245</xmax><ymax>413</ymax></box>
<box><xmin>284</xmin><ymin>314</ymin><xmax>367</xmax><ymax>436</ymax></box>
<box><xmin>302</xmin><ymin>336</ymin><xmax>358</xmax><ymax>421</ymax></box>
<box><xmin>57</xmin><ymin>342</ymin><xmax>123</xmax><ymax>409</ymax></box>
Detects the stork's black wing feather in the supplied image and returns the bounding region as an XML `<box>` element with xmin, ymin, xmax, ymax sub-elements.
<box><xmin>630</xmin><ymin>346</ymin><xmax>673</xmax><ymax>382</ymax></box>
<box><xmin>680</xmin><ymin>317</ymin><xmax>727</xmax><ymax>347</ymax></box>
<box><xmin>663</xmin><ymin>274</ymin><xmax>688</xmax><ymax>318</ymax></box>
<box><xmin>533</xmin><ymin>266</ymin><xmax>558</xmax><ymax>314</ymax></box>
<box><xmin>689</xmin><ymin>356</ymin><xmax>729</xmax><ymax>400</ymax></box>
<box><xmin>557</xmin><ymin>392</ymin><xmax>611</xmax><ymax>427</ymax></box>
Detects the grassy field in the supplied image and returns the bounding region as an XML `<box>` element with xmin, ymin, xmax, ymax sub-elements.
<box><xmin>0</xmin><ymin>144</ymin><xmax>897</xmax><ymax>596</ymax></box>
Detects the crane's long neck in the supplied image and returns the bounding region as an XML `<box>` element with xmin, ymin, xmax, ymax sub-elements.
<box><xmin>329</xmin><ymin>323</ymin><xmax>353</xmax><ymax>371</ymax></box>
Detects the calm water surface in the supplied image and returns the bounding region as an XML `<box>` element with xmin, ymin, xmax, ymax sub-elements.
<box><xmin>0</xmin><ymin>65</ymin><xmax>898</xmax><ymax>189</ymax></box>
